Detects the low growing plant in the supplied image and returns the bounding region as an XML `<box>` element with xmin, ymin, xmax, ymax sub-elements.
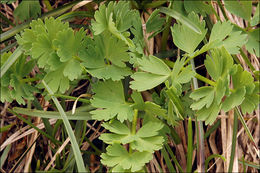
<box><xmin>1</xmin><ymin>0</ymin><xmax>259</xmax><ymax>172</ymax></box>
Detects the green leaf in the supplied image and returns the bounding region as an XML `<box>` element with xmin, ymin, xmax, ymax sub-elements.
<box><xmin>209</xmin><ymin>21</ymin><xmax>233</xmax><ymax>43</ymax></box>
<box><xmin>171</xmin><ymin>12</ymin><xmax>207</xmax><ymax>54</ymax></box>
<box><xmin>197</xmin><ymin>99</ymin><xmax>221</xmax><ymax>125</ymax></box>
<box><xmin>159</xmin><ymin>7</ymin><xmax>202</xmax><ymax>34</ymax></box>
<box><xmin>53</xmin><ymin>28</ymin><xmax>87</xmax><ymax>80</ymax></box>
<box><xmin>222</xmin><ymin>65</ymin><xmax>259</xmax><ymax>112</ymax></box>
<box><xmin>43</xmin><ymin>64</ymin><xmax>70</xmax><ymax>93</ymax></box>
<box><xmin>80</xmin><ymin>33</ymin><xmax>132</xmax><ymax>81</ymax></box>
<box><xmin>222</xmin><ymin>31</ymin><xmax>247</xmax><ymax>54</ymax></box>
<box><xmin>190</xmin><ymin>86</ymin><xmax>215</xmax><ymax>110</ymax></box>
<box><xmin>245</xmin><ymin>29</ymin><xmax>260</xmax><ymax>57</ymax></box>
<box><xmin>53</xmin><ymin>28</ymin><xmax>86</xmax><ymax>62</ymax></box>
<box><xmin>1</xmin><ymin>0</ymin><xmax>16</xmax><ymax>4</ymax></box>
<box><xmin>0</xmin><ymin>47</ymin><xmax>23</xmax><ymax>78</ymax></box>
<box><xmin>184</xmin><ymin>0</ymin><xmax>213</xmax><ymax>16</ymax></box>
<box><xmin>101</xmin><ymin>143</ymin><xmax>153</xmax><ymax>172</ymax></box>
<box><xmin>170</xmin><ymin>58</ymin><xmax>195</xmax><ymax>93</ymax></box>
<box><xmin>91</xmin><ymin>1</ymin><xmax>135</xmax><ymax>47</ymax></box>
<box><xmin>209</xmin><ymin>21</ymin><xmax>247</xmax><ymax>54</ymax></box>
<box><xmin>222</xmin><ymin>87</ymin><xmax>246</xmax><ymax>112</ymax></box>
<box><xmin>224</xmin><ymin>0</ymin><xmax>252</xmax><ymax>21</ymax></box>
<box><xmin>251</xmin><ymin>3</ymin><xmax>259</xmax><ymax>26</ymax></box>
<box><xmin>240</xmin><ymin>82</ymin><xmax>259</xmax><ymax>114</ymax></box>
<box><xmin>146</xmin><ymin>9</ymin><xmax>165</xmax><ymax>33</ymax></box>
<box><xmin>143</xmin><ymin>102</ymin><xmax>167</xmax><ymax>117</ymax></box>
<box><xmin>13</xmin><ymin>0</ymin><xmax>41</xmax><ymax>21</ymax></box>
<box><xmin>130</xmin><ymin>55</ymin><xmax>171</xmax><ymax>91</ymax></box>
<box><xmin>204</xmin><ymin>47</ymin><xmax>233</xmax><ymax>81</ymax></box>
<box><xmin>1</xmin><ymin>53</ymin><xmax>38</xmax><ymax>105</ymax></box>
<box><xmin>100</xmin><ymin>120</ymin><xmax>164</xmax><ymax>152</ymax></box>
<box><xmin>90</xmin><ymin>80</ymin><xmax>134</xmax><ymax>122</ymax></box>
<box><xmin>16</xmin><ymin>17</ymin><xmax>88</xmax><ymax>93</ymax></box>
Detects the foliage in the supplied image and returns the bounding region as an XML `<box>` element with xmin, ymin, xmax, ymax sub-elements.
<box><xmin>1</xmin><ymin>0</ymin><xmax>259</xmax><ymax>172</ymax></box>
<box><xmin>13</xmin><ymin>0</ymin><xmax>41</xmax><ymax>21</ymax></box>
<box><xmin>0</xmin><ymin>52</ymin><xmax>37</xmax><ymax>105</ymax></box>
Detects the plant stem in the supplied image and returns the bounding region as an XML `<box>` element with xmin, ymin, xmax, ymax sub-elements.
<box><xmin>8</xmin><ymin>108</ymin><xmax>62</xmax><ymax>146</ymax></box>
<box><xmin>129</xmin><ymin>109</ymin><xmax>138</xmax><ymax>154</ymax></box>
<box><xmin>217</xmin><ymin>0</ymin><xmax>228</xmax><ymax>21</ymax></box>
<box><xmin>50</xmin><ymin>94</ymin><xmax>91</xmax><ymax>104</ymax></box>
<box><xmin>187</xmin><ymin>118</ymin><xmax>193</xmax><ymax>172</ymax></box>
<box><xmin>165</xmin><ymin>143</ymin><xmax>184</xmax><ymax>173</ymax></box>
<box><xmin>228</xmin><ymin>109</ymin><xmax>238</xmax><ymax>172</ymax></box>
<box><xmin>195</xmin><ymin>73</ymin><xmax>216</xmax><ymax>87</ymax></box>
<box><xmin>20</xmin><ymin>77</ymin><xmax>40</xmax><ymax>83</ymax></box>
<box><xmin>42</xmin><ymin>80</ymin><xmax>87</xmax><ymax>172</ymax></box>
<box><xmin>191</xmin><ymin>59</ymin><xmax>205</xmax><ymax>172</ymax></box>
<box><xmin>239</xmin><ymin>49</ymin><xmax>255</xmax><ymax>71</ymax></box>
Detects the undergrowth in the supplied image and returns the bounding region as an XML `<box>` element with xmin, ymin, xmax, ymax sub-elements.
<box><xmin>0</xmin><ymin>0</ymin><xmax>259</xmax><ymax>172</ymax></box>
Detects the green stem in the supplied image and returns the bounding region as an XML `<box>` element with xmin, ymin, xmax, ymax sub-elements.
<box><xmin>191</xmin><ymin>59</ymin><xmax>205</xmax><ymax>172</ymax></box>
<box><xmin>209</xmin><ymin>4</ymin><xmax>221</xmax><ymax>21</ymax></box>
<box><xmin>0</xmin><ymin>42</ymin><xmax>18</xmax><ymax>54</ymax></box>
<box><xmin>129</xmin><ymin>109</ymin><xmax>138</xmax><ymax>154</ymax></box>
<box><xmin>8</xmin><ymin>108</ymin><xmax>62</xmax><ymax>146</ymax></box>
<box><xmin>186</xmin><ymin>118</ymin><xmax>193</xmax><ymax>172</ymax></box>
<box><xmin>42</xmin><ymin>80</ymin><xmax>87</xmax><ymax>172</ymax></box>
<box><xmin>195</xmin><ymin>73</ymin><xmax>216</xmax><ymax>87</ymax></box>
<box><xmin>20</xmin><ymin>77</ymin><xmax>40</xmax><ymax>83</ymax></box>
<box><xmin>239</xmin><ymin>49</ymin><xmax>255</xmax><ymax>71</ymax></box>
<box><xmin>228</xmin><ymin>109</ymin><xmax>238</xmax><ymax>172</ymax></box>
<box><xmin>235</xmin><ymin>107</ymin><xmax>258</xmax><ymax>148</ymax></box>
<box><xmin>0</xmin><ymin>12</ymin><xmax>15</xmax><ymax>27</ymax></box>
<box><xmin>0</xmin><ymin>47</ymin><xmax>22</xmax><ymax>78</ymax></box>
<box><xmin>217</xmin><ymin>0</ymin><xmax>228</xmax><ymax>21</ymax></box>
<box><xmin>161</xmin><ymin>16</ymin><xmax>172</xmax><ymax>51</ymax></box>
<box><xmin>50</xmin><ymin>94</ymin><xmax>91</xmax><ymax>104</ymax></box>
<box><xmin>165</xmin><ymin>143</ymin><xmax>184</xmax><ymax>173</ymax></box>
<box><xmin>32</xmin><ymin>96</ymin><xmax>53</xmax><ymax>136</ymax></box>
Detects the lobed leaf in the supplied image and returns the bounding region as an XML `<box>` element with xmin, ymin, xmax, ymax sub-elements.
<box><xmin>171</xmin><ymin>12</ymin><xmax>207</xmax><ymax>54</ymax></box>
<box><xmin>130</xmin><ymin>55</ymin><xmax>171</xmax><ymax>91</ymax></box>
<box><xmin>90</xmin><ymin>80</ymin><xmax>134</xmax><ymax>122</ymax></box>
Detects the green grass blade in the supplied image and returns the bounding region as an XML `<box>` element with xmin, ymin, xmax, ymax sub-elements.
<box><xmin>186</xmin><ymin>118</ymin><xmax>193</xmax><ymax>172</ymax></box>
<box><xmin>13</xmin><ymin>106</ymin><xmax>93</xmax><ymax>120</ymax></box>
<box><xmin>57</xmin><ymin>11</ymin><xmax>94</xmax><ymax>21</ymax></box>
<box><xmin>50</xmin><ymin>94</ymin><xmax>90</xmax><ymax>104</ymax></box>
<box><xmin>205</xmin><ymin>154</ymin><xmax>226</xmax><ymax>171</ymax></box>
<box><xmin>165</xmin><ymin>143</ymin><xmax>184</xmax><ymax>173</ymax></box>
<box><xmin>0</xmin><ymin>123</ymin><xmax>14</xmax><ymax>133</ymax></box>
<box><xmin>0</xmin><ymin>144</ymin><xmax>11</xmax><ymax>168</ymax></box>
<box><xmin>204</xmin><ymin>119</ymin><xmax>221</xmax><ymax>139</ymax></box>
<box><xmin>0</xmin><ymin>46</ymin><xmax>22</xmax><ymax>78</ymax></box>
<box><xmin>238</xmin><ymin>159</ymin><xmax>260</xmax><ymax>169</ymax></box>
<box><xmin>161</xmin><ymin>146</ymin><xmax>176</xmax><ymax>172</ymax></box>
<box><xmin>32</xmin><ymin>96</ymin><xmax>53</xmax><ymax>136</ymax></box>
<box><xmin>236</xmin><ymin>107</ymin><xmax>258</xmax><ymax>148</ymax></box>
<box><xmin>159</xmin><ymin>7</ymin><xmax>202</xmax><ymax>34</ymax></box>
<box><xmin>0</xmin><ymin>42</ymin><xmax>18</xmax><ymax>54</ymax></box>
<box><xmin>8</xmin><ymin>108</ymin><xmax>62</xmax><ymax>146</ymax></box>
<box><xmin>42</xmin><ymin>80</ymin><xmax>86</xmax><ymax>172</ymax></box>
<box><xmin>0</xmin><ymin>12</ymin><xmax>15</xmax><ymax>27</ymax></box>
<box><xmin>228</xmin><ymin>109</ymin><xmax>238</xmax><ymax>172</ymax></box>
